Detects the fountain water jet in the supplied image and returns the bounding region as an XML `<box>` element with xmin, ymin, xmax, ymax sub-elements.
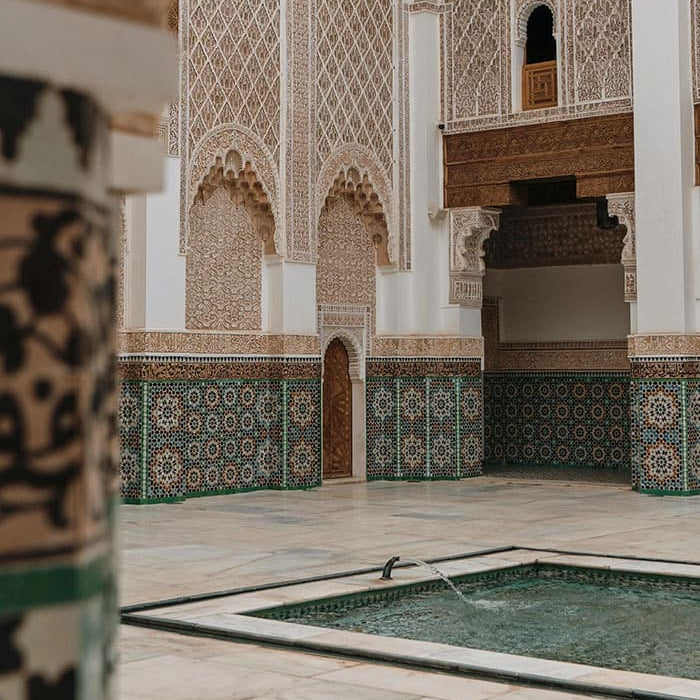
<box><xmin>380</xmin><ymin>556</ymin><xmax>469</xmax><ymax>604</ymax></box>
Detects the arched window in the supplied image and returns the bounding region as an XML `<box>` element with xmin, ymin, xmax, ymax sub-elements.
<box><xmin>526</xmin><ymin>5</ymin><xmax>556</xmax><ymax>65</ymax></box>
<box><xmin>522</xmin><ymin>4</ymin><xmax>558</xmax><ymax>110</ymax></box>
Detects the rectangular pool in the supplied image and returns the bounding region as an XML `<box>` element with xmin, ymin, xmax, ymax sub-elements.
<box><xmin>250</xmin><ymin>564</ymin><xmax>700</xmax><ymax>680</ymax></box>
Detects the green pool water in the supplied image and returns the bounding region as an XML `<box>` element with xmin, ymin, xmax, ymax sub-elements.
<box><xmin>252</xmin><ymin>566</ymin><xmax>700</xmax><ymax>679</ymax></box>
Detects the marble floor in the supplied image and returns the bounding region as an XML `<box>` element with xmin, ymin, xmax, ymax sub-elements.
<box><xmin>119</xmin><ymin>478</ymin><xmax>700</xmax><ymax>699</ymax></box>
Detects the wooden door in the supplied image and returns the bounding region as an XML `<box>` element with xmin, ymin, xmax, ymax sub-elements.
<box><xmin>323</xmin><ymin>339</ymin><xmax>353</xmax><ymax>479</ymax></box>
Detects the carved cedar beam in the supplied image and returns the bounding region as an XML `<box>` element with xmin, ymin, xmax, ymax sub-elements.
<box><xmin>443</xmin><ymin>113</ymin><xmax>635</xmax><ymax>208</ymax></box>
<box><xmin>449</xmin><ymin>207</ymin><xmax>501</xmax><ymax>308</ymax></box>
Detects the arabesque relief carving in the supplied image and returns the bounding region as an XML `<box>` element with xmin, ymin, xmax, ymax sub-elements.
<box><xmin>449</xmin><ymin>207</ymin><xmax>501</xmax><ymax>307</ymax></box>
<box><xmin>606</xmin><ymin>192</ymin><xmax>636</xmax><ymax>303</ymax></box>
<box><xmin>317</xmin><ymin>198</ymin><xmax>377</xmax><ymax>318</ymax></box>
<box><xmin>184</xmin><ymin>126</ymin><xmax>281</xmax><ymax>255</ymax></box>
<box><xmin>315</xmin><ymin>0</ymin><xmax>393</xmax><ymax>173</ymax></box>
<box><xmin>316</xmin><ymin>146</ymin><xmax>395</xmax><ymax>265</ymax></box>
<box><xmin>186</xmin><ymin>187</ymin><xmax>262</xmax><ymax>331</ymax></box>
<box><xmin>443</xmin><ymin>0</ymin><xmax>632</xmax><ymax>132</ymax></box>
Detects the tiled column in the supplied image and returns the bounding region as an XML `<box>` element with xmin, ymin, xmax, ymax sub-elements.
<box><xmin>629</xmin><ymin>0</ymin><xmax>700</xmax><ymax>495</ymax></box>
<box><xmin>0</xmin><ymin>1</ymin><xmax>175</xmax><ymax>697</ymax></box>
<box><xmin>629</xmin><ymin>346</ymin><xmax>700</xmax><ymax>495</ymax></box>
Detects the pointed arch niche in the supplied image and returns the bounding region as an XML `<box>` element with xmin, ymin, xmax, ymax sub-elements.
<box><xmin>316</xmin><ymin>166</ymin><xmax>392</xmax><ymax>333</ymax></box>
<box><xmin>513</xmin><ymin>0</ymin><xmax>561</xmax><ymax>112</ymax></box>
<box><xmin>186</xmin><ymin>150</ymin><xmax>277</xmax><ymax>331</ymax></box>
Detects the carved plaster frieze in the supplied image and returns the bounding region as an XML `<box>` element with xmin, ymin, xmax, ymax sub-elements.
<box><xmin>628</xmin><ymin>334</ymin><xmax>700</xmax><ymax>359</ymax></box>
<box><xmin>117</xmin><ymin>197</ymin><xmax>127</xmax><ymax>330</ymax></box>
<box><xmin>449</xmin><ymin>207</ymin><xmax>501</xmax><ymax>307</ymax></box>
<box><xmin>117</xmin><ymin>331</ymin><xmax>320</xmax><ymax>356</ymax></box>
<box><xmin>407</xmin><ymin>0</ymin><xmax>447</xmax><ymax>13</ymax></box>
<box><xmin>373</xmin><ymin>336</ymin><xmax>484</xmax><ymax>358</ymax></box>
<box><xmin>606</xmin><ymin>192</ymin><xmax>636</xmax><ymax>303</ymax></box>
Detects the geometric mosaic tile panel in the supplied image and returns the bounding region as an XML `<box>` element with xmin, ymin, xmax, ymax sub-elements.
<box><xmin>366</xmin><ymin>373</ymin><xmax>483</xmax><ymax>480</ymax></box>
<box><xmin>685</xmin><ymin>381</ymin><xmax>700</xmax><ymax>492</ymax></box>
<box><xmin>118</xmin><ymin>377</ymin><xmax>321</xmax><ymax>503</ymax></box>
<box><xmin>118</xmin><ymin>380</ymin><xmax>145</xmax><ymax>501</ymax></box>
<box><xmin>631</xmin><ymin>377</ymin><xmax>700</xmax><ymax>494</ymax></box>
<box><xmin>485</xmin><ymin>373</ymin><xmax>631</xmax><ymax>474</ymax></box>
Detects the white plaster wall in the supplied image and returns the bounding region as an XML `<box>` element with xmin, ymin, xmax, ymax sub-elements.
<box><xmin>632</xmin><ymin>0</ymin><xmax>697</xmax><ymax>333</ymax></box>
<box><xmin>394</xmin><ymin>8</ymin><xmax>485</xmax><ymax>338</ymax></box>
<box><xmin>484</xmin><ymin>265</ymin><xmax>629</xmax><ymax>342</ymax></box>
<box><xmin>280</xmin><ymin>261</ymin><xmax>317</xmax><ymax>335</ymax></box>
<box><xmin>124</xmin><ymin>195</ymin><xmax>147</xmax><ymax>328</ymax></box>
<box><xmin>144</xmin><ymin>157</ymin><xmax>186</xmax><ymax>329</ymax></box>
<box><xmin>378</xmin><ymin>9</ymin><xmax>438</xmax><ymax>336</ymax></box>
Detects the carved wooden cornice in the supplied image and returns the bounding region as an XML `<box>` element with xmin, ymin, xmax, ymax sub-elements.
<box><xmin>443</xmin><ymin>113</ymin><xmax>635</xmax><ymax>208</ymax></box>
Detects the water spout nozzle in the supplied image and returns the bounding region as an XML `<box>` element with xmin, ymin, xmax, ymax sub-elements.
<box><xmin>381</xmin><ymin>556</ymin><xmax>401</xmax><ymax>580</ymax></box>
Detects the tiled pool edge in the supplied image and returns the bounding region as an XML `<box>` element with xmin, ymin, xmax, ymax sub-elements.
<box><xmin>246</xmin><ymin>563</ymin><xmax>700</xmax><ymax>620</ymax></box>
<box><xmin>121</xmin><ymin>611</ymin><xmax>700</xmax><ymax>700</ymax></box>
<box><xmin>121</xmin><ymin>552</ymin><xmax>700</xmax><ymax>700</ymax></box>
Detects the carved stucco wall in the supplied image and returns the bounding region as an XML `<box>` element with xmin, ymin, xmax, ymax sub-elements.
<box><xmin>316</xmin><ymin>0</ymin><xmax>393</xmax><ymax>173</ymax></box>
<box><xmin>317</xmin><ymin>199</ymin><xmax>376</xmax><ymax>312</ymax></box>
<box><xmin>312</xmin><ymin>0</ymin><xmax>406</xmax><ymax>267</ymax></box>
<box><xmin>176</xmin><ymin>0</ymin><xmax>409</xmax><ymax>270</ymax></box>
<box><xmin>186</xmin><ymin>187</ymin><xmax>262</xmax><ymax>330</ymax></box>
<box><xmin>443</xmin><ymin>0</ymin><xmax>633</xmax><ymax>132</ymax></box>
<box><xmin>185</xmin><ymin>0</ymin><xmax>280</xmax><ymax>155</ymax></box>
<box><xmin>179</xmin><ymin>0</ymin><xmax>281</xmax><ymax>253</ymax></box>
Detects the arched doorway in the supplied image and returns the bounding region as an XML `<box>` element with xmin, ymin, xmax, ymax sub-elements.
<box><xmin>323</xmin><ymin>338</ymin><xmax>353</xmax><ymax>479</ymax></box>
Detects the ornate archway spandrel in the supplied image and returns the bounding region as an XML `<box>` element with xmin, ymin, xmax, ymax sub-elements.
<box><xmin>316</xmin><ymin>146</ymin><xmax>395</xmax><ymax>266</ymax></box>
<box><xmin>183</xmin><ymin>125</ymin><xmax>281</xmax><ymax>255</ymax></box>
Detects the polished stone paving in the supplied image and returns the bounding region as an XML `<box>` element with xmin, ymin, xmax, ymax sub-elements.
<box><xmin>120</xmin><ymin>478</ymin><xmax>700</xmax><ymax>699</ymax></box>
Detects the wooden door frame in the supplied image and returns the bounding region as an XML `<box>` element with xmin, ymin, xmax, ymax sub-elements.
<box><xmin>321</xmin><ymin>334</ymin><xmax>366</xmax><ymax>482</ymax></box>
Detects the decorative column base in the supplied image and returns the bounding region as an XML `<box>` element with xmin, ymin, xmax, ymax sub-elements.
<box><xmin>630</xmin><ymin>354</ymin><xmax>700</xmax><ymax>495</ymax></box>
